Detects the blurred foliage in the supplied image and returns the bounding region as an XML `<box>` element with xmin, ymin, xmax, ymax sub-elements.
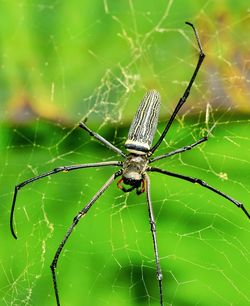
<box><xmin>0</xmin><ymin>0</ymin><xmax>249</xmax><ymax>123</ymax></box>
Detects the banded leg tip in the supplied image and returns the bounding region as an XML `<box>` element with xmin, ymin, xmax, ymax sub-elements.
<box><xmin>240</xmin><ymin>204</ymin><xmax>250</xmax><ymax>219</ymax></box>
<box><xmin>185</xmin><ymin>21</ymin><xmax>193</xmax><ymax>27</ymax></box>
<box><xmin>11</xmin><ymin>230</ymin><xmax>17</xmax><ymax>240</ymax></box>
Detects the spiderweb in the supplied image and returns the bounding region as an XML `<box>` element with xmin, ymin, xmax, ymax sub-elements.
<box><xmin>1</xmin><ymin>1</ymin><xmax>250</xmax><ymax>306</ymax></box>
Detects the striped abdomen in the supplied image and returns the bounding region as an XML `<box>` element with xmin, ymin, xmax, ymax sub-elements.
<box><xmin>125</xmin><ymin>90</ymin><xmax>161</xmax><ymax>154</ymax></box>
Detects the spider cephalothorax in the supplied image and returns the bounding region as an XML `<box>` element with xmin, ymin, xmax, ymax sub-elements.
<box><xmin>117</xmin><ymin>154</ymin><xmax>148</xmax><ymax>194</ymax></box>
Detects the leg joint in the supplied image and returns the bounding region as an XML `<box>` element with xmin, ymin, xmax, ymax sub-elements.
<box><xmin>157</xmin><ymin>272</ymin><xmax>163</xmax><ymax>281</ymax></box>
<box><xmin>150</xmin><ymin>220</ymin><xmax>156</xmax><ymax>232</ymax></box>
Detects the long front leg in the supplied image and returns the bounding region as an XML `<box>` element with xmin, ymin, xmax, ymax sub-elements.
<box><xmin>79</xmin><ymin>122</ymin><xmax>126</xmax><ymax>157</ymax></box>
<box><xmin>148</xmin><ymin>167</ymin><xmax>250</xmax><ymax>219</ymax></box>
<box><xmin>50</xmin><ymin>170</ymin><xmax>122</xmax><ymax>306</ymax></box>
<box><xmin>144</xmin><ymin>173</ymin><xmax>164</xmax><ymax>306</ymax></box>
<box><xmin>10</xmin><ymin>161</ymin><xmax>122</xmax><ymax>239</ymax></box>
<box><xmin>150</xmin><ymin>22</ymin><xmax>205</xmax><ymax>155</ymax></box>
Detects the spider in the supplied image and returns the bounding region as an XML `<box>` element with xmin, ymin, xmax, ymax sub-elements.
<box><xmin>10</xmin><ymin>22</ymin><xmax>250</xmax><ymax>306</ymax></box>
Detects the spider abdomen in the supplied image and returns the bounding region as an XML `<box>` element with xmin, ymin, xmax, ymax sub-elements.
<box><xmin>125</xmin><ymin>90</ymin><xmax>161</xmax><ymax>154</ymax></box>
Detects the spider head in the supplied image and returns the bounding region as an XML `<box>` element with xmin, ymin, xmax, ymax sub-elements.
<box><xmin>117</xmin><ymin>171</ymin><xmax>145</xmax><ymax>194</ymax></box>
<box><xmin>118</xmin><ymin>153</ymin><xmax>147</xmax><ymax>194</ymax></box>
<box><xmin>123</xmin><ymin>172</ymin><xmax>142</xmax><ymax>187</ymax></box>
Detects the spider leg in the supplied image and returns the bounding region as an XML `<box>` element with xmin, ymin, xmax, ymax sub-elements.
<box><xmin>150</xmin><ymin>22</ymin><xmax>205</xmax><ymax>155</ymax></box>
<box><xmin>79</xmin><ymin>122</ymin><xmax>126</xmax><ymax>157</ymax></box>
<box><xmin>144</xmin><ymin>173</ymin><xmax>164</xmax><ymax>306</ymax></box>
<box><xmin>149</xmin><ymin>136</ymin><xmax>208</xmax><ymax>163</ymax></box>
<box><xmin>50</xmin><ymin>170</ymin><xmax>122</xmax><ymax>306</ymax></box>
<box><xmin>10</xmin><ymin>161</ymin><xmax>122</xmax><ymax>239</ymax></box>
<box><xmin>148</xmin><ymin>167</ymin><xmax>250</xmax><ymax>219</ymax></box>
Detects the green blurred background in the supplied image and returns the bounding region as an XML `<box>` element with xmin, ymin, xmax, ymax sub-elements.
<box><xmin>1</xmin><ymin>1</ymin><xmax>250</xmax><ymax>306</ymax></box>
